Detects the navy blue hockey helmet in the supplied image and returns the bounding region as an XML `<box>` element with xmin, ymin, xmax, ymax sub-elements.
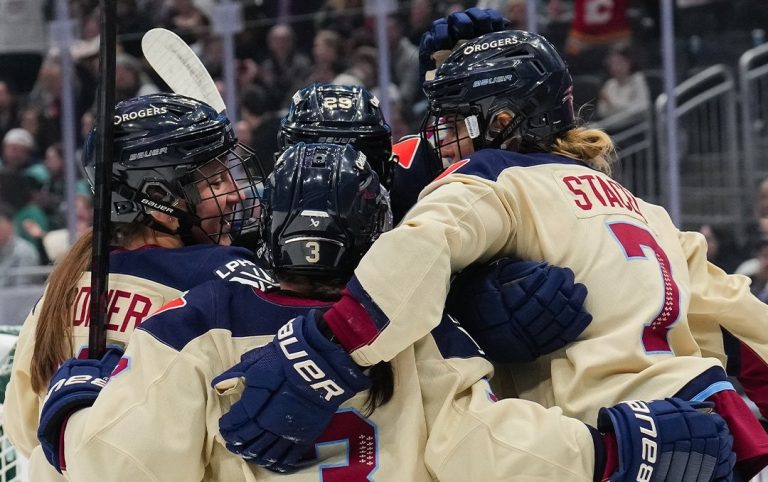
<box><xmin>278</xmin><ymin>83</ymin><xmax>395</xmax><ymax>188</ymax></box>
<box><xmin>421</xmin><ymin>30</ymin><xmax>575</xmax><ymax>169</ymax></box>
<box><xmin>83</xmin><ymin>93</ymin><xmax>268</xmax><ymax>245</ymax></box>
<box><xmin>261</xmin><ymin>142</ymin><xmax>390</xmax><ymax>277</ymax></box>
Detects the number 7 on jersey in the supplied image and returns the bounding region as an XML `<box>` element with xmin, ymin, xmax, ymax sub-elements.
<box><xmin>608</xmin><ymin>221</ymin><xmax>681</xmax><ymax>353</ymax></box>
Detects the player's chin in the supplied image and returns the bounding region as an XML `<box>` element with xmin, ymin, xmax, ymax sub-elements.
<box><xmin>217</xmin><ymin>221</ymin><xmax>233</xmax><ymax>245</ymax></box>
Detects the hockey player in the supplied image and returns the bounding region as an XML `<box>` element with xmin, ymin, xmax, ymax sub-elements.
<box><xmin>209</xmin><ymin>25</ymin><xmax>768</xmax><ymax>481</ymax></box>
<box><xmin>273</xmin><ymin>81</ymin><xmax>594</xmax><ymax>364</ymax></box>
<box><xmin>5</xmin><ymin>93</ymin><xmax>275</xmax><ymax>481</ymax></box>
<box><xmin>36</xmin><ymin>143</ymin><xmax>734</xmax><ymax>481</ymax></box>
<box><xmin>276</xmin><ymin>82</ymin><xmax>436</xmax><ymax>224</ymax></box>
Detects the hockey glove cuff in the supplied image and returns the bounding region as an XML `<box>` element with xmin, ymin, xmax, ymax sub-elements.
<box><xmin>37</xmin><ymin>346</ymin><xmax>124</xmax><ymax>472</ymax></box>
<box><xmin>597</xmin><ymin>398</ymin><xmax>735</xmax><ymax>482</ymax></box>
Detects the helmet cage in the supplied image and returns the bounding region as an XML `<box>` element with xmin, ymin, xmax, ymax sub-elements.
<box><xmin>83</xmin><ymin>93</ymin><xmax>270</xmax><ymax>245</ymax></box>
<box><xmin>110</xmin><ymin>142</ymin><xmax>268</xmax><ymax>245</ymax></box>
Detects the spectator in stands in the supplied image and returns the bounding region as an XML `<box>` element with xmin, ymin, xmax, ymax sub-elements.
<box><xmin>315</xmin><ymin>0</ymin><xmax>365</xmax><ymax>40</ymax></box>
<box><xmin>12</xmin><ymin>175</ymin><xmax>50</xmax><ymax>254</ymax></box>
<box><xmin>41</xmin><ymin>190</ymin><xmax>93</xmax><ymax>264</ymax></box>
<box><xmin>158</xmin><ymin>0</ymin><xmax>210</xmax><ymax>51</ymax></box>
<box><xmin>698</xmin><ymin>223</ymin><xmax>743</xmax><ymax>274</ymax></box>
<box><xmin>0</xmin><ymin>81</ymin><xmax>18</xmax><ymax>141</ymax></box>
<box><xmin>736</xmin><ymin>177</ymin><xmax>768</xmax><ymax>276</ymax></box>
<box><xmin>407</xmin><ymin>0</ymin><xmax>434</xmax><ymax>45</ymax></box>
<box><xmin>386</xmin><ymin>14</ymin><xmax>421</xmax><ymax>126</ymax></box>
<box><xmin>239</xmin><ymin>85</ymin><xmax>280</xmax><ymax>172</ymax></box>
<box><xmin>308</xmin><ymin>29</ymin><xmax>346</xmax><ymax>85</ymax></box>
<box><xmin>17</xmin><ymin>106</ymin><xmax>48</xmax><ymax>156</ymax></box>
<box><xmin>0</xmin><ymin>128</ymin><xmax>36</xmax><ymax>174</ymax></box>
<box><xmin>26</xmin><ymin>56</ymin><xmax>74</xmax><ymax>150</ymax></box>
<box><xmin>749</xmin><ymin>238</ymin><xmax>768</xmax><ymax>304</ymax></box>
<box><xmin>25</xmin><ymin>143</ymin><xmax>67</xmax><ymax>230</ymax></box>
<box><xmin>597</xmin><ymin>45</ymin><xmax>651</xmax><ymax>119</ymax></box>
<box><xmin>0</xmin><ymin>203</ymin><xmax>41</xmax><ymax>287</ymax></box>
<box><xmin>564</xmin><ymin>0</ymin><xmax>631</xmax><ymax>74</ymax></box>
<box><xmin>334</xmin><ymin>46</ymin><xmax>401</xmax><ymax>108</ymax></box>
<box><xmin>0</xmin><ymin>0</ymin><xmax>46</xmax><ymax>95</ymax></box>
<box><xmin>258</xmin><ymin>24</ymin><xmax>312</xmax><ymax>111</ymax></box>
<box><xmin>502</xmin><ymin>0</ymin><xmax>528</xmax><ymax>30</ymax></box>
<box><xmin>116</xmin><ymin>0</ymin><xmax>153</xmax><ymax>58</ymax></box>
<box><xmin>115</xmin><ymin>53</ymin><xmax>159</xmax><ymax>102</ymax></box>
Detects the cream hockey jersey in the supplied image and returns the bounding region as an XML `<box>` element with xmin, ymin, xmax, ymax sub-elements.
<box><xmin>6</xmin><ymin>244</ymin><xmax>275</xmax><ymax>481</ymax></box>
<box><xmin>58</xmin><ymin>280</ymin><xmax>601</xmax><ymax>482</ymax></box>
<box><xmin>329</xmin><ymin>150</ymin><xmax>768</xmax><ymax>424</ymax></box>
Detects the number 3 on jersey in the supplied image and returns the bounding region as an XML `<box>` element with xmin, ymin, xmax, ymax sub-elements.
<box><xmin>608</xmin><ymin>222</ymin><xmax>680</xmax><ymax>354</ymax></box>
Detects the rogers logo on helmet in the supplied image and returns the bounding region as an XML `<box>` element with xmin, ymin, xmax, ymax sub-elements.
<box><xmin>113</xmin><ymin>106</ymin><xmax>169</xmax><ymax>126</ymax></box>
<box><xmin>463</xmin><ymin>37</ymin><xmax>518</xmax><ymax>55</ymax></box>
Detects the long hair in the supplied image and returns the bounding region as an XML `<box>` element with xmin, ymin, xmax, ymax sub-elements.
<box><xmin>30</xmin><ymin>223</ymin><xmax>147</xmax><ymax>393</ymax></box>
<box><xmin>550</xmin><ymin>126</ymin><xmax>617</xmax><ymax>175</ymax></box>
<box><xmin>30</xmin><ymin>229</ymin><xmax>92</xmax><ymax>393</ymax></box>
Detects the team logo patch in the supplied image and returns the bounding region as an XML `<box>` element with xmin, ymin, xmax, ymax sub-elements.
<box><xmin>434</xmin><ymin>159</ymin><xmax>470</xmax><ymax>182</ymax></box>
<box><xmin>153</xmin><ymin>295</ymin><xmax>187</xmax><ymax>315</ymax></box>
<box><xmin>110</xmin><ymin>356</ymin><xmax>131</xmax><ymax>378</ymax></box>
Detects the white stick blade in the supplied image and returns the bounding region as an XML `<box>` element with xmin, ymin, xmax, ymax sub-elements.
<box><xmin>141</xmin><ymin>28</ymin><xmax>227</xmax><ymax>113</ymax></box>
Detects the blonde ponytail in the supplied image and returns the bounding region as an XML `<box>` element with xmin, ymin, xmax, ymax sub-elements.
<box><xmin>551</xmin><ymin>127</ymin><xmax>617</xmax><ymax>175</ymax></box>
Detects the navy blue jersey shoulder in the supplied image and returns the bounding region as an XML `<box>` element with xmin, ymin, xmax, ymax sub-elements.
<box><xmin>390</xmin><ymin>137</ymin><xmax>436</xmax><ymax>224</ymax></box>
<box><xmin>456</xmin><ymin>150</ymin><xmax>584</xmax><ymax>182</ymax></box>
<box><xmin>140</xmin><ymin>280</ymin><xmax>333</xmax><ymax>352</ymax></box>
<box><xmin>108</xmin><ymin>245</ymin><xmax>253</xmax><ymax>291</ymax></box>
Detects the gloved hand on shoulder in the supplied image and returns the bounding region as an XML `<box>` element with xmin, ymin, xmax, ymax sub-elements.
<box><xmin>447</xmin><ymin>258</ymin><xmax>591</xmax><ymax>362</ymax></box>
<box><xmin>212</xmin><ymin>311</ymin><xmax>370</xmax><ymax>473</ymax></box>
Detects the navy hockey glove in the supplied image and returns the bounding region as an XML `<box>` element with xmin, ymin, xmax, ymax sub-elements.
<box><xmin>598</xmin><ymin>398</ymin><xmax>735</xmax><ymax>482</ymax></box>
<box><xmin>446</xmin><ymin>258</ymin><xmax>591</xmax><ymax>362</ymax></box>
<box><xmin>419</xmin><ymin>7</ymin><xmax>510</xmax><ymax>79</ymax></box>
<box><xmin>212</xmin><ymin>312</ymin><xmax>370</xmax><ymax>473</ymax></box>
<box><xmin>37</xmin><ymin>347</ymin><xmax>124</xmax><ymax>472</ymax></box>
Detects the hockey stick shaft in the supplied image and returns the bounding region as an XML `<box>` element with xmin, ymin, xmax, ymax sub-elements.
<box><xmin>88</xmin><ymin>0</ymin><xmax>117</xmax><ymax>359</ymax></box>
<box><xmin>141</xmin><ymin>28</ymin><xmax>226</xmax><ymax>113</ymax></box>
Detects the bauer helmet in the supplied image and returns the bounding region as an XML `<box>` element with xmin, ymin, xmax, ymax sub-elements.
<box><xmin>421</xmin><ymin>30</ymin><xmax>575</xmax><ymax>170</ymax></box>
<box><xmin>261</xmin><ymin>142</ymin><xmax>390</xmax><ymax>277</ymax></box>
<box><xmin>278</xmin><ymin>83</ymin><xmax>395</xmax><ymax>188</ymax></box>
<box><xmin>83</xmin><ymin>93</ymin><xmax>268</xmax><ymax>245</ymax></box>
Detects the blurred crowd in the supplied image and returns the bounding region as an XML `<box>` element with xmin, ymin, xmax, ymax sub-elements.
<box><xmin>0</xmin><ymin>0</ymin><xmax>766</xmax><ymax>288</ymax></box>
